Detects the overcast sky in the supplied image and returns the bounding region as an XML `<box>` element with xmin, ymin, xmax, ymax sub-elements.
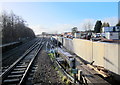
<box><xmin>1</xmin><ymin>2</ymin><xmax>118</xmax><ymax>34</ymax></box>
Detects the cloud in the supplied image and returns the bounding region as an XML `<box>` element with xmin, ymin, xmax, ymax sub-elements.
<box><xmin>29</xmin><ymin>25</ymin><xmax>48</xmax><ymax>35</ymax></box>
<box><xmin>29</xmin><ymin>24</ymin><xmax>76</xmax><ymax>34</ymax></box>
<box><xmin>29</xmin><ymin>17</ymin><xmax>118</xmax><ymax>34</ymax></box>
<box><xmin>78</xmin><ymin>19</ymin><xmax>96</xmax><ymax>31</ymax></box>
<box><xmin>78</xmin><ymin>17</ymin><xmax>118</xmax><ymax>31</ymax></box>
<box><xmin>49</xmin><ymin>24</ymin><xmax>75</xmax><ymax>34</ymax></box>
<box><xmin>102</xmin><ymin>17</ymin><xmax>118</xmax><ymax>26</ymax></box>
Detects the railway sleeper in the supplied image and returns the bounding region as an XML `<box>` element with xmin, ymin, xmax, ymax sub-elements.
<box><xmin>3</xmin><ymin>78</ymin><xmax>20</xmax><ymax>84</ymax></box>
<box><xmin>20</xmin><ymin>60</ymin><xmax>31</xmax><ymax>63</ymax></box>
<box><xmin>8</xmin><ymin>74</ymin><xmax>23</xmax><ymax>78</ymax></box>
<box><xmin>31</xmin><ymin>69</ymin><xmax>37</xmax><ymax>73</ymax></box>
<box><xmin>24</xmin><ymin>55</ymin><xmax>34</xmax><ymax>59</ymax></box>
<box><xmin>27</xmin><ymin>77</ymin><xmax>34</xmax><ymax>81</ymax></box>
<box><xmin>29</xmin><ymin>73</ymin><xmax>34</xmax><ymax>77</ymax></box>
<box><xmin>16</xmin><ymin>65</ymin><xmax>28</xmax><ymax>68</ymax></box>
<box><xmin>13</xmin><ymin>68</ymin><xmax>26</xmax><ymax>71</ymax></box>
<box><xmin>34</xmin><ymin>65</ymin><xmax>38</xmax><ymax>67</ymax></box>
<box><xmin>31</xmin><ymin>67</ymin><xmax>38</xmax><ymax>70</ymax></box>
<box><xmin>17</xmin><ymin>63</ymin><xmax>28</xmax><ymax>66</ymax></box>
<box><xmin>11</xmin><ymin>71</ymin><xmax>24</xmax><ymax>74</ymax></box>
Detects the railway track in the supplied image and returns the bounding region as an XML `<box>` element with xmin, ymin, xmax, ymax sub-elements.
<box><xmin>2</xmin><ymin>38</ymin><xmax>40</xmax><ymax>71</ymax></box>
<box><xmin>2</xmin><ymin>38</ymin><xmax>38</xmax><ymax>62</ymax></box>
<box><xmin>1</xmin><ymin>38</ymin><xmax>44</xmax><ymax>85</ymax></box>
<box><xmin>2</xmin><ymin>38</ymin><xmax>41</xmax><ymax>73</ymax></box>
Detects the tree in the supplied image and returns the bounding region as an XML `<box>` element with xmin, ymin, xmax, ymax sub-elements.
<box><xmin>1</xmin><ymin>10</ymin><xmax>35</xmax><ymax>44</ymax></box>
<box><xmin>106</xmin><ymin>22</ymin><xmax>110</xmax><ymax>27</ymax></box>
<box><xmin>94</xmin><ymin>20</ymin><xmax>102</xmax><ymax>33</ymax></box>
<box><xmin>116</xmin><ymin>20</ymin><xmax>120</xmax><ymax>26</ymax></box>
<box><xmin>71</xmin><ymin>27</ymin><xmax>78</xmax><ymax>36</ymax></box>
<box><xmin>102</xmin><ymin>22</ymin><xmax>110</xmax><ymax>27</ymax></box>
<box><xmin>83</xmin><ymin>20</ymin><xmax>93</xmax><ymax>31</ymax></box>
<box><xmin>113</xmin><ymin>27</ymin><xmax>116</xmax><ymax>32</ymax></box>
<box><xmin>42</xmin><ymin>32</ymin><xmax>47</xmax><ymax>35</ymax></box>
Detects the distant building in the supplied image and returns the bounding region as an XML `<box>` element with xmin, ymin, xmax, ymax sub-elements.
<box><xmin>63</xmin><ymin>32</ymin><xmax>73</xmax><ymax>38</ymax></box>
<box><xmin>102</xmin><ymin>26</ymin><xmax>120</xmax><ymax>32</ymax></box>
<box><xmin>74</xmin><ymin>31</ymin><xmax>89</xmax><ymax>39</ymax></box>
<box><xmin>74</xmin><ymin>33</ymin><xmax>81</xmax><ymax>38</ymax></box>
<box><xmin>74</xmin><ymin>31</ymin><xmax>81</xmax><ymax>38</ymax></box>
<box><xmin>102</xmin><ymin>26</ymin><xmax>120</xmax><ymax>40</ymax></box>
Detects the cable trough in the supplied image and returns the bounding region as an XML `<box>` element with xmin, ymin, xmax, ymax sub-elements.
<box><xmin>1</xmin><ymin>38</ymin><xmax>44</xmax><ymax>85</ymax></box>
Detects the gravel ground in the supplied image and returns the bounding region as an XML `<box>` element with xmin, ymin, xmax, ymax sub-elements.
<box><xmin>33</xmin><ymin>41</ymin><xmax>62</xmax><ymax>84</ymax></box>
